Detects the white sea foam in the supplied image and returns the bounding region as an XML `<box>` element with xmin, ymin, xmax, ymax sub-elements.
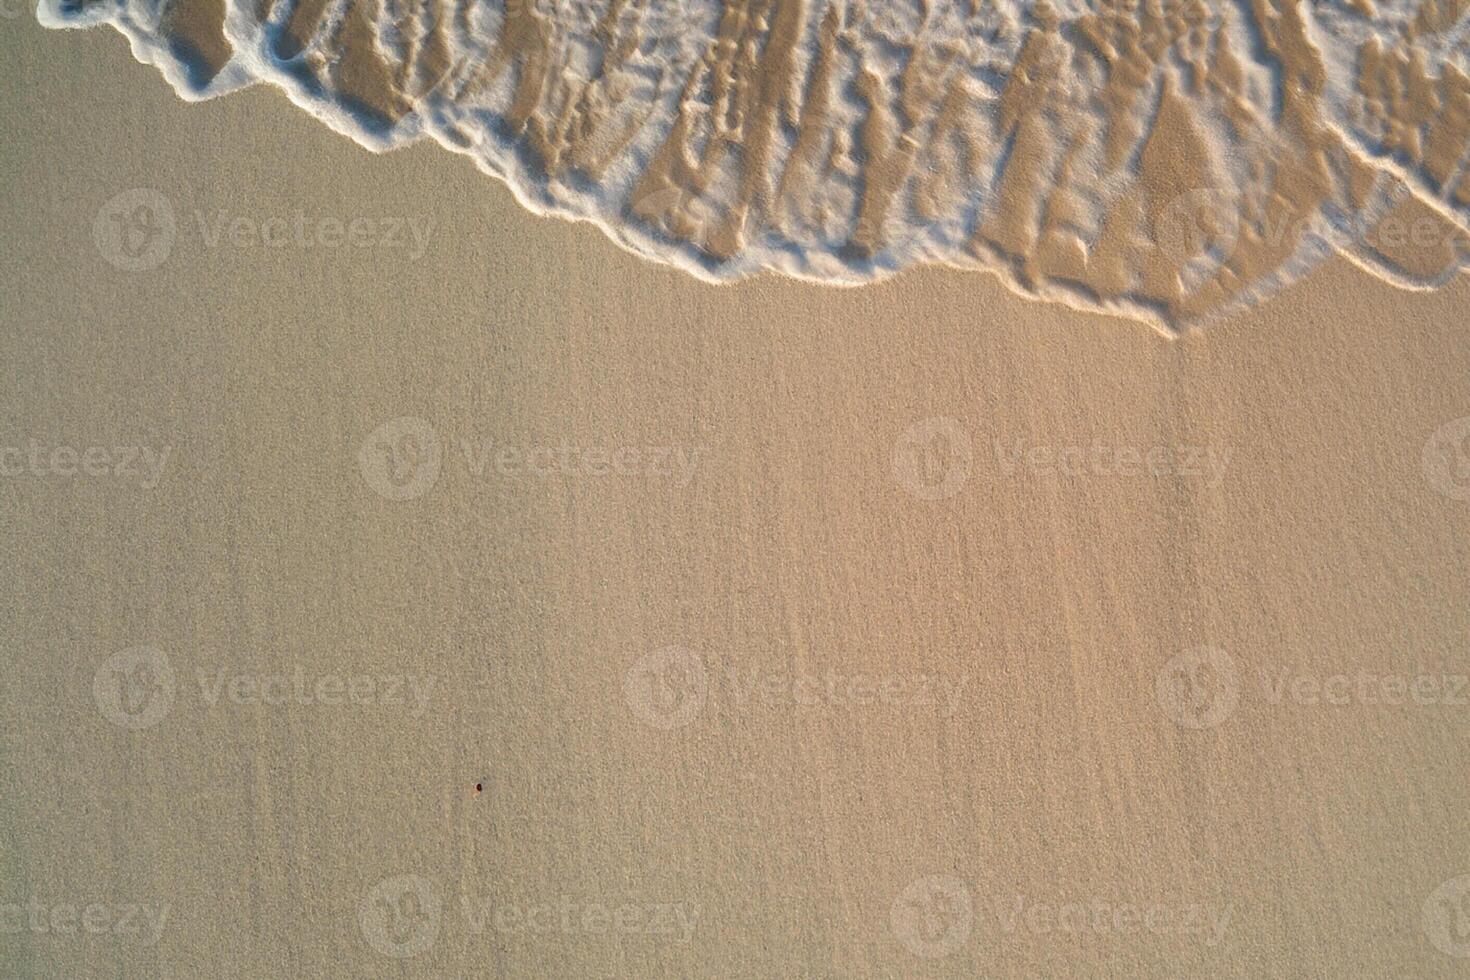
<box><xmin>40</xmin><ymin>0</ymin><xmax>1470</xmax><ymax>331</ymax></box>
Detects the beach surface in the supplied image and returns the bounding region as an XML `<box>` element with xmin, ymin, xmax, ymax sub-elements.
<box><xmin>3</xmin><ymin>14</ymin><xmax>1470</xmax><ymax>977</ymax></box>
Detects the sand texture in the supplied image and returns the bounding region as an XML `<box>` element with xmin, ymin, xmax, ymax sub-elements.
<box><xmin>36</xmin><ymin>0</ymin><xmax>1470</xmax><ymax>330</ymax></box>
<box><xmin>3</xmin><ymin>10</ymin><xmax>1470</xmax><ymax>979</ymax></box>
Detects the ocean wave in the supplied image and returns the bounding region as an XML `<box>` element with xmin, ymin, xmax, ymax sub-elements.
<box><xmin>41</xmin><ymin>0</ymin><xmax>1470</xmax><ymax>332</ymax></box>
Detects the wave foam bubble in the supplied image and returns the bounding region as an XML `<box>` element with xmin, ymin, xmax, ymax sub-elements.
<box><xmin>41</xmin><ymin>0</ymin><xmax>1470</xmax><ymax>332</ymax></box>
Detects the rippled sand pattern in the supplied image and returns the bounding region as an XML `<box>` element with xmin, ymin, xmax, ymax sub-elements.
<box><xmin>40</xmin><ymin>0</ymin><xmax>1470</xmax><ymax>330</ymax></box>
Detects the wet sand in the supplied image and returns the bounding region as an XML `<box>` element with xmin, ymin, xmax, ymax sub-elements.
<box><xmin>36</xmin><ymin>0</ymin><xmax>1470</xmax><ymax>329</ymax></box>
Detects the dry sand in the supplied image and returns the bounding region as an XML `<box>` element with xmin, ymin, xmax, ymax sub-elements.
<box><xmin>3</xmin><ymin>14</ymin><xmax>1470</xmax><ymax>978</ymax></box>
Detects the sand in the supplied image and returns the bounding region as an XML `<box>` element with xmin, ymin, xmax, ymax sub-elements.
<box><xmin>4</xmin><ymin>12</ymin><xmax>1470</xmax><ymax>978</ymax></box>
<box><xmin>36</xmin><ymin>0</ymin><xmax>1470</xmax><ymax>330</ymax></box>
